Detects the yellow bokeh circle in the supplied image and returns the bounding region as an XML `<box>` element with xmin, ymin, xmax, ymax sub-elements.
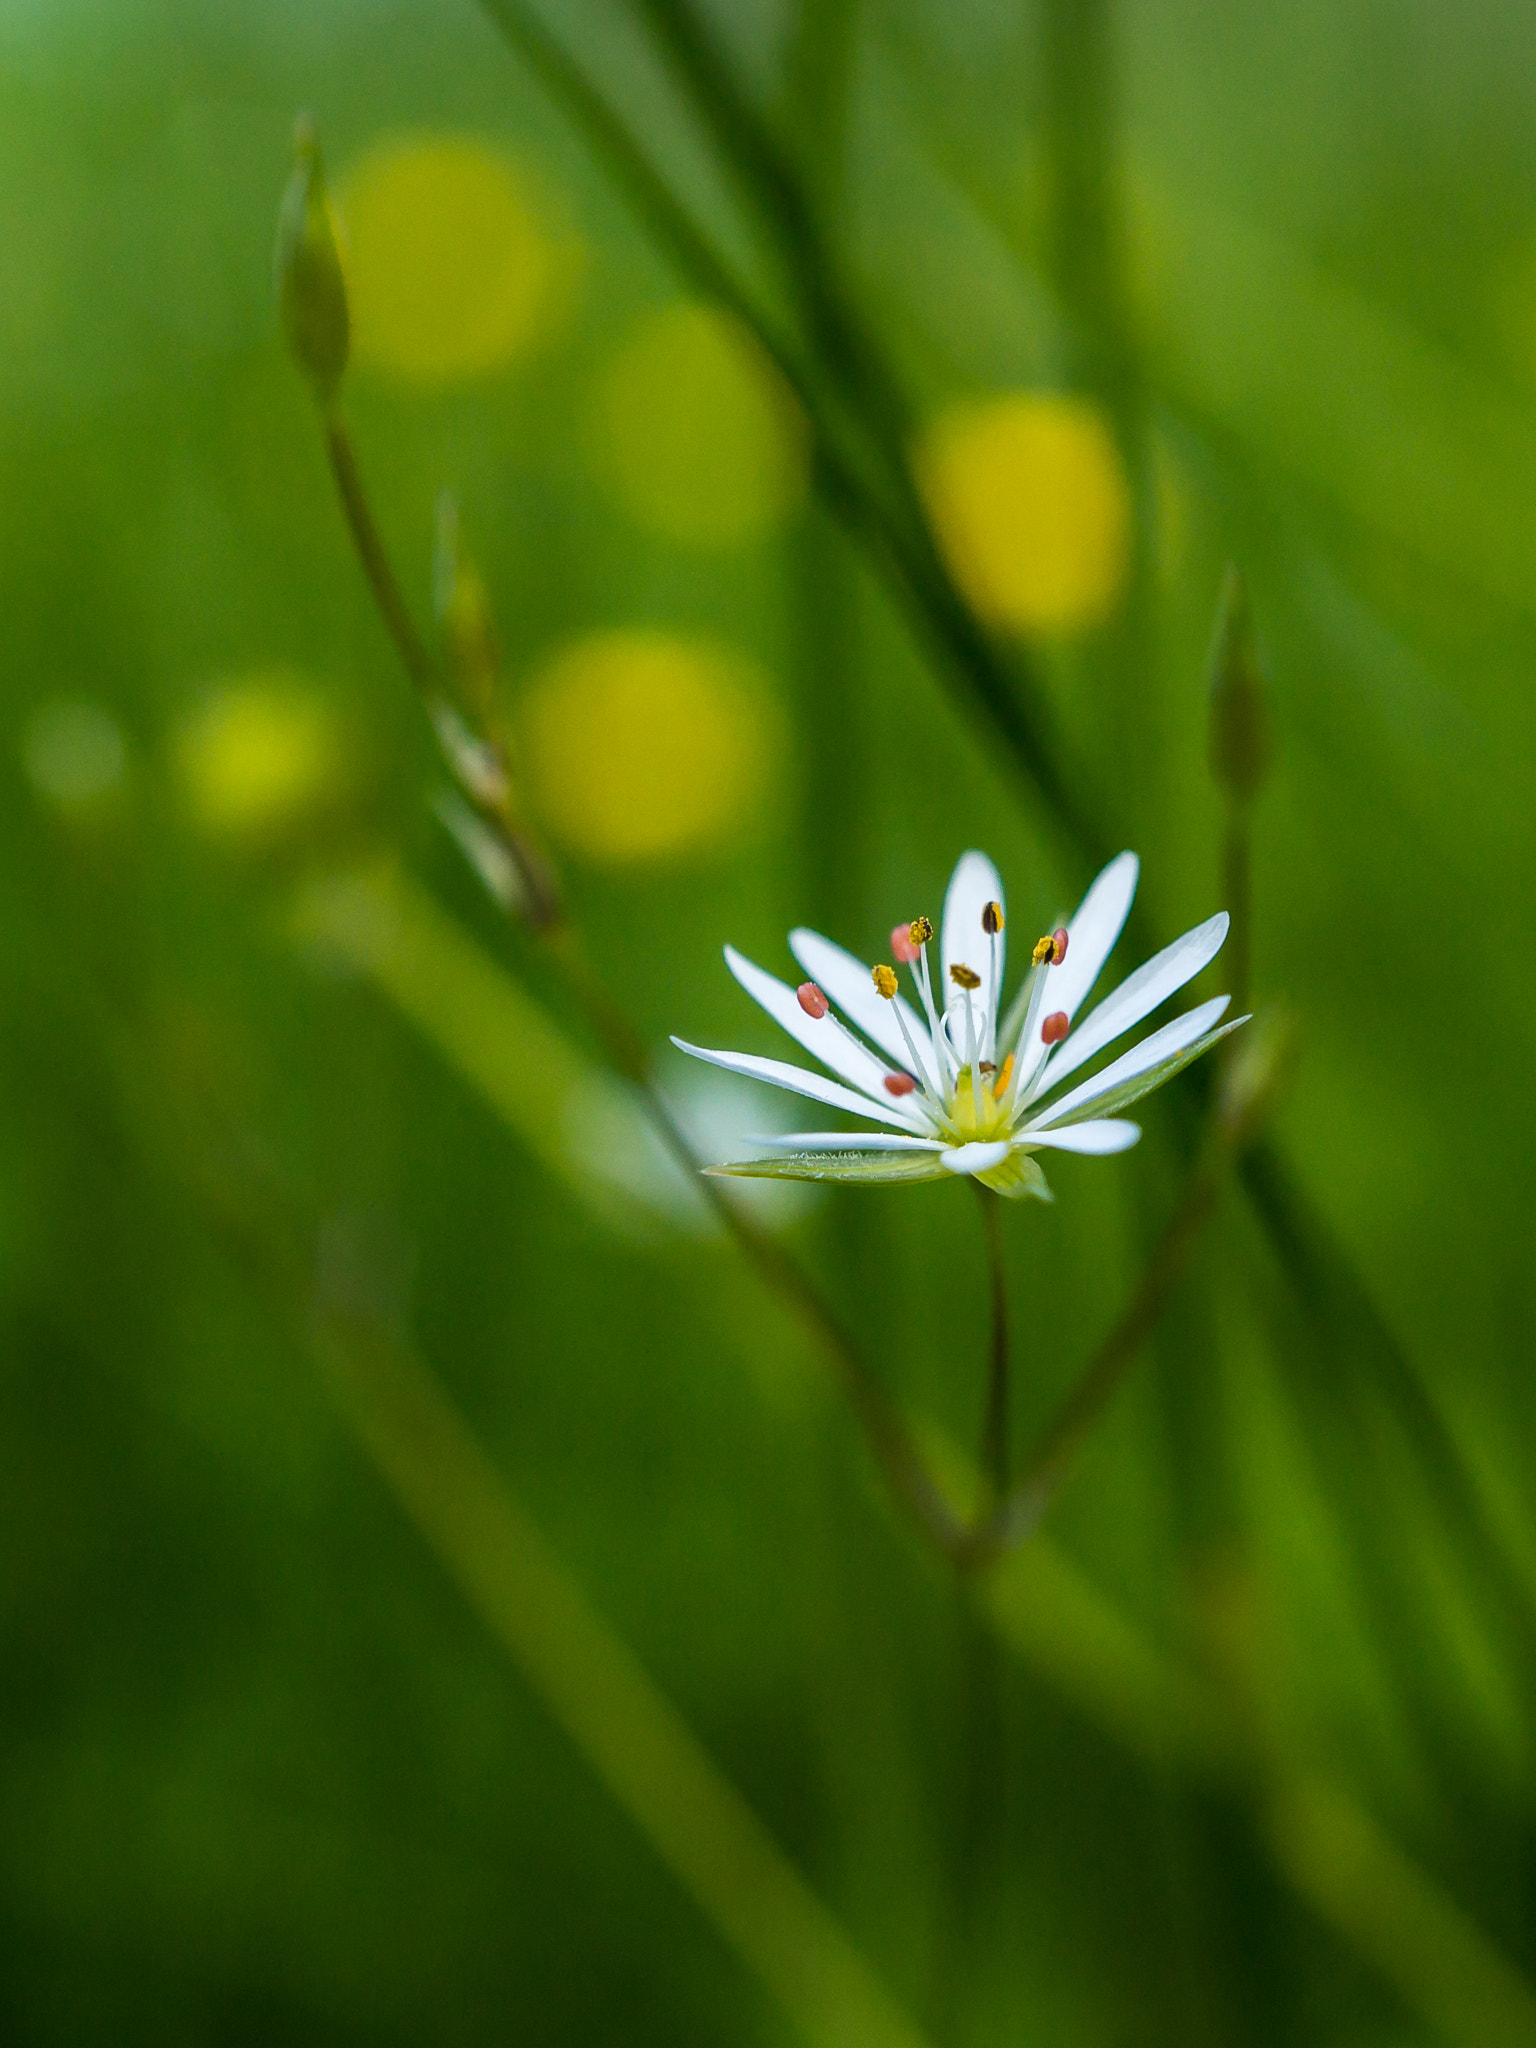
<box><xmin>337</xmin><ymin>134</ymin><xmax>565</xmax><ymax>385</ymax></box>
<box><xmin>917</xmin><ymin>392</ymin><xmax>1131</xmax><ymax>634</ymax></box>
<box><xmin>520</xmin><ymin>631</ymin><xmax>774</xmax><ymax>864</ymax></box>
<box><xmin>175</xmin><ymin>674</ymin><xmax>344</xmax><ymax>843</ymax></box>
<box><xmin>589</xmin><ymin>303</ymin><xmax>807</xmax><ymax>547</ymax></box>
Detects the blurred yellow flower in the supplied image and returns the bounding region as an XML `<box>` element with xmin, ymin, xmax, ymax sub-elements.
<box><xmin>916</xmin><ymin>393</ymin><xmax>1131</xmax><ymax>634</ymax></box>
<box><xmin>521</xmin><ymin>630</ymin><xmax>774</xmax><ymax>864</ymax></box>
<box><xmin>589</xmin><ymin>304</ymin><xmax>806</xmax><ymax>547</ymax></box>
<box><xmin>337</xmin><ymin>134</ymin><xmax>568</xmax><ymax>385</ymax></box>
<box><xmin>175</xmin><ymin>675</ymin><xmax>343</xmax><ymax>843</ymax></box>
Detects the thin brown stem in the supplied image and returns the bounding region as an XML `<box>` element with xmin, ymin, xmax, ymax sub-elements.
<box><xmin>324</xmin><ymin>413</ymin><xmax>563</xmax><ymax>931</ymax></box>
<box><xmin>317</xmin><ymin>413</ymin><xmax>966</xmax><ymax>1566</ymax></box>
<box><xmin>975</xmin><ymin>1185</ymin><xmax>1010</xmax><ymax>1507</ymax></box>
<box><xmin>324</xmin><ymin>413</ymin><xmax>437</xmax><ymax>695</ymax></box>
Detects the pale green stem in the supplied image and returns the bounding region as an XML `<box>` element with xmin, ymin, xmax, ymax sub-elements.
<box><xmin>975</xmin><ymin>1184</ymin><xmax>1010</xmax><ymax>1509</ymax></box>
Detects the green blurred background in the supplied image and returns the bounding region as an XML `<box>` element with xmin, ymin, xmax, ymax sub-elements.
<box><xmin>4</xmin><ymin>0</ymin><xmax>1536</xmax><ymax>2041</ymax></box>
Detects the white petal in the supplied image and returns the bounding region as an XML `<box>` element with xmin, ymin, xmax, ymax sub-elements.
<box><xmin>748</xmin><ymin>1131</ymin><xmax>943</xmax><ymax>1151</ymax></box>
<box><xmin>939</xmin><ymin>1139</ymin><xmax>1013</xmax><ymax>1177</ymax></box>
<box><xmin>1049</xmin><ymin>851</ymin><xmax>1140</xmax><ymax>1025</ymax></box>
<box><xmin>787</xmin><ymin>928</ymin><xmax>934</xmax><ymax>1080</ymax></box>
<box><xmin>1028</xmin><ymin>996</ymin><xmax>1231</xmax><ymax>1127</ymax></box>
<box><xmin>725</xmin><ymin>945</ymin><xmax>894</xmax><ymax>1102</ymax></box>
<box><xmin>941</xmin><ymin>850</ymin><xmax>1006</xmax><ymax>1044</ymax></box>
<box><xmin>1005</xmin><ymin>850</ymin><xmax>1139</xmax><ymax>1100</ymax></box>
<box><xmin>670</xmin><ymin>1038</ymin><xmax>927</xmax><ymax>1130</ymax></box>
<box><xmin>1034</xmin><ymin>912</ymin><xmax>1229</xmax><ymax>1095</ymax></box>
<box><xmin>1018</xmin><ymin>1119</ymin><xmax>1141</xmax><ymax>1155</ymax></box>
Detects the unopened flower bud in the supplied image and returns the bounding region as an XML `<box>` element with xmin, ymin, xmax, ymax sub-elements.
<box><xmin>1041</xmin><ymin>1010</ymin><xmax>1069</xmax><ymax>1045</ymax></box>
<box><xmin>275</xmin><ymin>115</ymin><xmax>350</xmax><ymax>406</ymax></box>
<box><xmin>796</xmin><ymin>981</ymin><xmax>829</xmax><ymax>1019</ymax></box>
<box><xmin>1207</xmin><ymin>565</ymin><xmax>1272</xmax><ymax>808</ymax></box>
<box><xmin>872</xmin><ymin>964</ymin><xmax>899</xmax><ymax>999</ymax></box>
<box><xmin>890</xmin><ymin>923</ymin><xmax>920</xmax><ymax>964</ymax></box>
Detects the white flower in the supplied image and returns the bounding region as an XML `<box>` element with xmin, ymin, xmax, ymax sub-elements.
<box><xmin>671</xmin><ymin>850</ymin><xmax>1247</xmax><ymax>1200</ymax></box>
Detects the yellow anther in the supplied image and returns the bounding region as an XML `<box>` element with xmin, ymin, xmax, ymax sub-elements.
<box><xmin>1032</xmin><ymin>934</ymin><xmax>1055</xmax><ymax>966</ymax></box>
<box><xmin>949</xmin><ymin>962</ymin><xmax>981</xmax><ymax>990</ymax></box>
<box><xmin>982</xmin><ymin>900</ymin><xmax>1004</xmax><ymax>935</ymax></box>
<box><xmin>871</xmin><ymin>963</ymin><xmax>899</xmax><ymax>999</ymax></box>
<box><xmin>910</xmin><ymin>914</ymin><xmax>934</xmax><ymax>946</ymax></box>
<box><xmin>992</xmin><ymin>1052</ymin><xmax>1014</xmax><ymax>1100</ymax></box>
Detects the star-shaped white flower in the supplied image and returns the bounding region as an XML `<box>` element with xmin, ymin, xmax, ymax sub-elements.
<box><xmin>672</xmin><ymin>850</ymin><xmax>1247</xmax><ymax>1200</ymax></box>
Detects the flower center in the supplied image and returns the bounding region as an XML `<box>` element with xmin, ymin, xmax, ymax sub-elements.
<box><xmin>949</xmin><ymin>1066</ymin><xmax>1012</xmax><ymax>1141</ymax></box>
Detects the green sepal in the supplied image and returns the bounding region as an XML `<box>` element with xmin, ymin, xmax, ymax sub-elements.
<box><xmin>705</xmin><ymin>1149</ymin><xmax>948</xmax><ymax>1185</ymax></box>
<box><xmin>978</xmin><ymin>1150</ymin><xmax>1054</xmax><ymax>1202</ymax></box>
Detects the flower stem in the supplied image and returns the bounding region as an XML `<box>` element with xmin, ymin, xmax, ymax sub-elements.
<box><xmin>993</xmin><ymin>1148</ymin><xmax>1223</xmax><ymax>1553</ymax></box>
<box><xmin>975</xmin><ymin>1184</ymin><xmax>1010</xmax><ymax>1508</ymax></box>
<box><xmin>965</xmin><ymin>1037</ymin><xmax>1291</xmax><ymax>1570</ymax></box>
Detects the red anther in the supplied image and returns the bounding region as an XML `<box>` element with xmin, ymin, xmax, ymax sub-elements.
<box><xmin>884</xmin><ymin>1071</ymin><xmax>917</xmax><ymax>1096</ymax></box>
<box><xmin>796</xmin><ymin>982</ymin><xmax>829</xmax><ymax>1019</ymax></box>
<box><xmin>1041</xmin><ymin>1010</ymin><xmax>1070</xmax><ymax>1046</ymax></box>
<box><xmin>890</xmin><ymin>923</ymin><xmax>920</xmax><ymax>964</ymax></box>
<box><xmin>1050</xmin><ymin>926</ymin><xmax>1070</xmax><ymax>965</ymax></box>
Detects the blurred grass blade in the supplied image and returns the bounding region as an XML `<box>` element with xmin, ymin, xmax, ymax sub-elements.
<box><xmin>983</xmin><ymin>1530</ymin><xmax>1536</xmax><ymax>2046</ymax></box>
<box><xmin>983</xmin><ymin>1541</ymin><xmax>1223</xmax><ymax>1768</ymax></box>
<box><xmin>1139</xmin><ymin>179</ymin><xmax>1536</xmax><ymax>611</ymax></box>
<box><xmin>1268</xmin><ymin>1774</ymin><xmax>1536</xmax><ymax>2048</ymax></box>
<box><xmin>292</xmin><ymin>862</ymin><xmax>702</xmax><ymax>1229</ymax></box>
<box><xmin>475</xmin><ymin>0</ymin><xmax>1102</xmax><ymax>865</ymax></box>
<box><xmin>313</xmin><ymin>1306</ymin><xmax>935</xmax><ymax>2048</ymax></box>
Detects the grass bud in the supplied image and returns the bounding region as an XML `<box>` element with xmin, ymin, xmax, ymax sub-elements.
<box><xmin>275</xmin><ymin>115</ymin><xmax>350</xmax><ymax>406</ymax></box>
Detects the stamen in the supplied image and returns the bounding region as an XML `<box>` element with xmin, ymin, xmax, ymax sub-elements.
<box><xmin>949</xmin><ymin>962</ymin><xmax>981</xmax><ymax>990</ymax></box>
<box><xmin>992</xmin><ymin>1052</ymin><xmax>1014</xmax><ymax>1100</ymax></box>
<box><xmin>984</xmin><ymin>911</ymin><xmax>1003</xmax><ymax>1061</ymax></box>
<box><xmin>796</xmin><ymin>981</ymin><xmax>829</xmax><ymax>1019</ymax></box>
<box><xmin>908</xmin><ymin>926</ymin><xmax>949</xmax><ymax>1087</ymax></box>
<box><xmin>1032</xmin><ymin>926</ymin><xmax>1070</xmax><ymax>967</ymax></box>
<box><xmin>872</xmin><ymin>964</ymin><xmax>899</xmax><ymax>999</ymax></box>
<box><xmin>952</xmin><ymin>985</ymin><xmax>984</xmax><ymax>1117</ymax></box>
<box><xmin>979</xmin><ymin>1060</ymin><xmax>996</xmax><ymax>1074</ymax></box>
<box><xmin>1041</xmin><ymin>1010</ymin><xmax>1069</xmax><ymax>1046</ymax></box>
<box><xmin>887</xmin><ymin>982</ymin><xmax>944</xmax><ymax>1101</ymax></box>
<box><xmin>890</xmin><ymin>923</ymin><xmax>920</xmax><ymax>965</ymax></box>
<box><xmin>884</xmin><ymin>1072</ymin><xmax>917</xmax><ymax>1097</ymax></box>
